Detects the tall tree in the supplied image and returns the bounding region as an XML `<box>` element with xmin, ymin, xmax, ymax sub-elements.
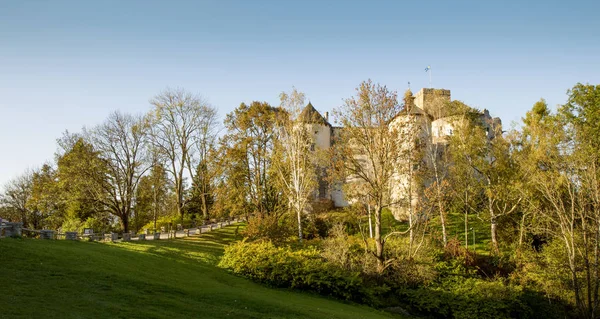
<box><xmin>27</xmin><ymin>164</ymin><xmax>62</xmax><ymax>229</ymax></box>
<box><xmin>89</xmin><ymin>111</ymin><xmax>149</xmax><ymax>232</ymax></box>
<box><xmin>333</xmin><ymin>79</ymin><xmax>402</xmax><ymax>272</ymax></box>
<box><xmin>222</xmin><ymin>101</ymin><xmax>283</xmax><ymax>217</ymax></box>
<box><xmin>275</xmin><ymin>88</ymin><xmax>318</xmax><ymax>241</ymax></box>
<box><xmin>149</xmin><ymin>88</ymin><xmax>218</xmax><ymax>223</ymax></box>
<box><xmin>522</xmin><ymin>84</ymin><xmax>600</xmax><ymax>318</ymax></box>
<box><xmin>55</xmin><ymin>135</ymin><xmax>109</xmax><ymax>225</ymax></box>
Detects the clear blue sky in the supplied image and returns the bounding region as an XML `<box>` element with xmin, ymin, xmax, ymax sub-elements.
<box><xmin>1</xmin><ymin>0</ymin><xmax>599</xmax><ymax>186</ymax></box>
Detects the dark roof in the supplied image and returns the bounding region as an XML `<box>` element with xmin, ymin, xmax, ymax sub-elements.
<box><xmin>298</xmin><ymin>102</ymin><xmax>331</xmax><ymax>126</ymax></box>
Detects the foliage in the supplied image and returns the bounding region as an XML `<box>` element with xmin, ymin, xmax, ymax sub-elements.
<box><xmin>332</xmin><ymin>79</ymin><xmax>403</xmax><ymax>272</ymax></box>
<box><xmin>241</xmin><ymin>213</ymin><xmax>295</xmax><ymax>242</ymax></box>
<box><xmin>219</xmin><ymin>240</ymin><xmax>383</xmax><ymax>305</ymax></box>
<box><xmin>398</xmin><ymin>277</ymin><xmax>566</xmax><ymax>319</ymax></box>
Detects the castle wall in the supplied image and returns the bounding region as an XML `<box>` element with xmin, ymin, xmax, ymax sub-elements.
<box><xmin>306</xmin><ymin>89</ymin><xmax>502</xmax><ymax>220</ymax></box>
<box><xmin>414</xmin><ymin>88</ymin><xmax>451</xmax><ymax>118</ymax></box>
<box><xmin>310</xmin><ymin>123</ymin><xmax>331</xmax><ymax>150</ymax></box>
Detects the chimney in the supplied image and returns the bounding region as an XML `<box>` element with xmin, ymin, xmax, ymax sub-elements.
<box><xmin>324</xmin><ymin>112</ymin><xmax>329</xmax><ymax>121</ymax></box>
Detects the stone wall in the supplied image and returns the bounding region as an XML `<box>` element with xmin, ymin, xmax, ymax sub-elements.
<box><xmin>414</xmin><ymin>88</ymin><xmax>451</xmax><ymax>119</ymax></box>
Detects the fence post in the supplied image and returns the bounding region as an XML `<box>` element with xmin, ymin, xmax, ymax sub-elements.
<box><xmin>40</xmin><ymin>230</ymin><xmax>54</xmax><ymax>240</ymax></box>
<box><xmin>65</xmin><ymin>232</ymin><xmax>78</xmax><ymax>240</ymax></box>
<box><xmin>4</xmin><ymin>222</ymin><xmax>23</xmax><ymax>237</ymax></box>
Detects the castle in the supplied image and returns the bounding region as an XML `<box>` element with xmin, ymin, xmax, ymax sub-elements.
<box><xmin>299</xmin><ymin>88</ymin><xmax>502</xmax><ymax>220</ymax></box>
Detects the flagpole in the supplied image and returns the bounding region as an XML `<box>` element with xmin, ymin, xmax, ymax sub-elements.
<box><xmin>429</xmin><ymin>66</ymin><xmax>432</xmax><ymax>88</ymax></box>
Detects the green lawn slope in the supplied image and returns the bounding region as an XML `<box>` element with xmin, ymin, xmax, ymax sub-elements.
<box><xmin>0</xmin><ymin>225</ymin><xmax>398</xmax><ymax>319</ymax></box>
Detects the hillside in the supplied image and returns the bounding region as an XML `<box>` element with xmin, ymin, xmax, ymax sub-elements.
<box><xmin>0</xmin><ymin>225</ymin><xmax>398</xmax><ymax>319</ymax></box>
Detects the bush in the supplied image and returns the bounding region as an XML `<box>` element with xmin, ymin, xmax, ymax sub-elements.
<box><xmin>139</xmin><ymin>215</ymin><xmax>193</xmax><ymax>233</ymax></box>
<box><xmin>399</xmin><ymin>277</ymin><xmax>566</xmax><ymax>319</ymax></box>
<box><xmin>219</xmin><ymin>240</ymin><xmax>382</xmax><ymax>304</ymax></box>
<box><xmin>242</xmin><ymin>214</ymin><xmax>295</xmax><ymax>242</ymax></box>
<box><xmin>61</xmin><ymin>217</ymin><xmax>113</xmax><ymax>234</ymax></box>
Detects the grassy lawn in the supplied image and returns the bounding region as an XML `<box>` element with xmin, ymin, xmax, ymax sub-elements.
<box><xmin>377</xmin><ymin>208</ymin><xmax>493</xmax><ymax>255</ymax></box>
<box><xmin>0</xmin><ymin>225</ymin><xmax>399</xmax><ymax>319</ymax></box>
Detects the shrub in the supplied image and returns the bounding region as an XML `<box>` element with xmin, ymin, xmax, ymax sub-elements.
<box><xmin>139</xmin><ymin>215</ymin><xmax>193</xmax><ymax>233</ymax></box>
<box><xmin>242</xmin><ymin>214</ymin><xmax>295</xmax><ymax>242</ymax></box>
<box><xmin>219</xmin><ymin>240</ymin><xmax>382</xmax><ymax>304</ymax></box>
<box><xmin>399</xmin><ymin>277</ymin><xmax>566</xmax><ymax>319</ymax></box>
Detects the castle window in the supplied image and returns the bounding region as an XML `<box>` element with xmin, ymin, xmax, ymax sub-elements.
<box><xmin>318</xmin><ymin>180</ymin><xmax>328</xmax><ymax>199</ymax></box>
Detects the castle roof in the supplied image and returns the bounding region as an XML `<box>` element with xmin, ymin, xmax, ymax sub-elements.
<box><xmin>298</xmin><ymin>102</ymin><xmax>331</xmax><ymax>126</ymax></box>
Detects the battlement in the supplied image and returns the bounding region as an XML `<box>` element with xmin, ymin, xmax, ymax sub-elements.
<box><xmin>414</xmin><ymin>88</ymin><xmax>451</xmax><ymax>119</ymax></box>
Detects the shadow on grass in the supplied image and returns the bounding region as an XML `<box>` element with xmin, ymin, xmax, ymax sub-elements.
<box><xmin>108</xmin><ymin>224</ymin><xmax>246</xmax><ymax>266</ymax></box>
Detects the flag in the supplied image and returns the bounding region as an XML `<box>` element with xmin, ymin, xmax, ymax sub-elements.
<box><xmin>425</xmin><ymin>65</ymin><xmax>431</xmax><ymax>72</ymax></box>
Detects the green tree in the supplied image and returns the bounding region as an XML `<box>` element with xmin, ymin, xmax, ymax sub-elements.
<box><xmin>134</xmin><ymin>162</ymin><xmax>171</xmax><ymax>232</ymax></box>
<box><xmin>27</xmin><ymin>164</ymin><xmax>63</xmax><ymax>229</ymax></box>
<box><xmin>221</xmin><ymin>101</ymin><xmax>284</xmax><ymax>217</ymax></box>
<box><xmin>448</xmin><ymin>103</ymin><xmax>520</xmax><ymax>254</ymax></box>
<box><xmin>55</xmin><ymin>135</ymin><xmax>111</xmax><ymax>228</ymax></box>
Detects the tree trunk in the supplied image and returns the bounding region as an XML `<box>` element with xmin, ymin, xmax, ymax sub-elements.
<box><xmin>374</xmin><ymin>205</ymin><xmax>384</xmax><ymax>273</ymax></box>
<box><xmin>489</xmin><ymin>198</ymin><xmax>499</xmax><ymax>254</ymax></box>
<box><xmin>122</xmin><ymin>213</ymin><xmax>129</xmax><ymax>233</ymax></box>
<box><xmin>296</xmin><ymin>204</ymin><xmax>303</xmax><ymax>242</ymax></box>
<box><xmin>439</xmin><ymin>206</ymin><xmax>447</xmax><ymax>247</ymax></box>
<box><xmin>518</xmin><ymin>213</ymin><xmax>526</xmax><ymax>249</ymax></box>
<box><xmin>464</xmin><ymin>191</ymin><xmax>469</xmax><ymax>251</ymax></box>
<box><xmin>368</xmin><ymin>203</ymin><xmax>373</xmax><ymax>238</ymax></box>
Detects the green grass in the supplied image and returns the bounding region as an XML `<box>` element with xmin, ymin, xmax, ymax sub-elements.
<box><xmin>377</xmin><ymin>208</ymin><xmax>493</xmax><ymax>255</ymax></box>
<box><xmin>0</xmin><ymin>225</ymin><xmax>399</xmax><ymax>319</ymax></box>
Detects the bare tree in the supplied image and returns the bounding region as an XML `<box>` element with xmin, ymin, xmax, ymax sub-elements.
<box><xmin>149</xmin><ymin>88</ymin><xmax>218</xmax><ymax>223</ymax></box>
<box><xmin>1</xmin><ymin>169</ymin><xmax>36</xmax><ymax>228</ymax></box>
<box><xmin>88</xmin><ymin>111</ymin><xmax>149</xmax><ymax>232</ymax></box>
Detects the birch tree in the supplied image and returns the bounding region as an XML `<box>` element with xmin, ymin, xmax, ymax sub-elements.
<box><xmin>275</xmin><ymin>88</ymin><xmax>317</xmax><ymax>241</ymax></box>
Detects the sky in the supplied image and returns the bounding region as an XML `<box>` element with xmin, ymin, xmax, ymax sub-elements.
<box><xmin>1</xmin><ymin>0</ymin><xmax>599</xmax><ymax>186</ymax></box>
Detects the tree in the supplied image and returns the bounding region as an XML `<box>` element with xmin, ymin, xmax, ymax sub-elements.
<box><xmin>149</xmin><ymin>88</ymin><xmax>218</xmax><ymax>223</ymax></box>
<box><xmin>55</xmin><ymin>134</ymin><xmax>109</xmax><ymax>226</ymax></box>
<box><xmin>333</xmin><ymin>79</ymin><xmax>403</xmax><ymax>272</ymax></box>
<box><xmin>389</xmin><ymin>89</ymin><xmax>429</xmax><ymax>256</ymax></box>
<box><xmin>89</xmin><ymin>111</ymin><xmax>149</xmax><ymax>232</ymax></box>
<box><xmin>221</xmin><ymin>101</ymin><xmax>284</xmax><ymax>217</ymax></box>
<box><xmin>521</xmin><ymin>84</ymin><xmax>600</xmax><ymax>318</ymax></box>
<box><xmin>447</xmin><ymin>103</ymin><xmax>519</xmax><ymax>254</ymax></box>
<box><xmin>275</xmin><ymin>88</ymin><xmax>318</xmax><ymax>241</ymax></box>
<box><xmin>134</xmin><ymin>162</ymin><xmax>171</xmax><ymax>232</ymax></box>
<box><xmin>27</xmin><ymin>164</ymin><xmax>62</xmax><ymax>229</ymax></box>
<box><xmin>186</xmin><ymin>158</ymin><xmax>215</xmax><ymax>221</ymax></box>
<box><xmin>421</xmin><ymin>93</ymin><xmax>453</xmax><ymax>247</ymax></box>
<box><xmin>1</xmin><ymin>169</ymin><xmax>36</xmax><ymax>228</ymax></box>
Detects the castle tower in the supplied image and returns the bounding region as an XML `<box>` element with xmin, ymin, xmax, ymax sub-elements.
<box><xmin>298</xmin><ymin>102</ymin><xmax>336</xmax><ymax>210</ymax></box>
<box><xmin>414</xmin><ymin>88</ymin><xmax>451</xmax><ymax>119</ymax></box>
